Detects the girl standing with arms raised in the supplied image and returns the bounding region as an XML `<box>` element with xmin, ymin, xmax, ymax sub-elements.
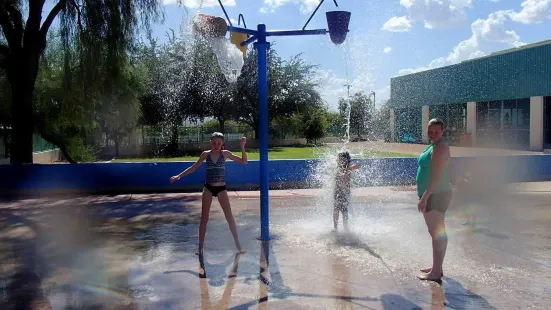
<box><xmin>171</xmin><ymin>132</ymin><xmax>248</xmax><ymax>255</ymax></box>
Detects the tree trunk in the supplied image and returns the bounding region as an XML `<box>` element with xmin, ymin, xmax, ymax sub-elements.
<box><xmin>115</xmin><ymin>139</ymin><xmax>120</xmax><ymax>158</ymax></box>
<box><xmin>1</xmin><ymin>129</ymin><xmax>9</xmax><ymax>158</ymax></box>
<box><xmin>169</xmin><ymin>125</ymin><xmax>179</xmax><ymax>155</ymax></box>
<box><xmin>218</xmin><ymin>118</ymin><xmax>225</xmax><ymax>133</ymax></box>
<box><xmin>9</xmin><ymin>65</ymin><xmax>37</xmax><ymax>164</ymax></box>
<box><xmin>40</xmin><ymin>132</ymin><xmax>77</xmax><ymax>163</ymax></box>
<box><xmin>254</xmin><ymin>122</ymin><xmax>259</xmax><ymax>139</ymax></box>
<box><xmin>3</xmin><ymin>0</ymin><xmax>60</xmax><ymax>163</ymax></box>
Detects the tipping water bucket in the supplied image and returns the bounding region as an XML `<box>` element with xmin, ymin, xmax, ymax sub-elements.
<box><xmin>193</xmin><ymin>14</ymin><xmax>228</xmax><ymax>38</ymax></box>
<box><xmin>326</xmin><ymin>11</ymin><xmax>351</xmax><ymax>45</ymax></box>
<box><xmin>230</xmin><ymin>32</ymin><xmax>249</xmax><ymax>56</ymax></box>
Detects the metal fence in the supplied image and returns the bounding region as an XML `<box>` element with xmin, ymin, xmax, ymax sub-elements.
<box><xmin>101</xmin><ymin>124</ymin><xmax>303</xmax><ymax>147</ymax></box>
<box><xmin>33</xmin><ymin>134</ymin><xmax>57</xmax><ymax>152</ymax></box>
<box><xmin>0</xmin><ymin>132</ymin><xmax>56</xmax><ymax>159</ymax></box>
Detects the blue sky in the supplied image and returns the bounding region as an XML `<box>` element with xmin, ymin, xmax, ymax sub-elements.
<box><xmin>43</xmin><ymin>0</ymin><xmax>551</xmax><ymax>109</ymax></box>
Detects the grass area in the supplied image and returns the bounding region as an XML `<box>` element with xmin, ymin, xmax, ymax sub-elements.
<box><xmin>113</xmin><ymin>146</ymin><xmax>415</xmax><ymax>162</ymax></box>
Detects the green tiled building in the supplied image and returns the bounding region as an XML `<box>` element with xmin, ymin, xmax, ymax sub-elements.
<box><xmin>390</xmin><ymin>40</ymin><xmax>551</xmax><ymax>151</ymax></box>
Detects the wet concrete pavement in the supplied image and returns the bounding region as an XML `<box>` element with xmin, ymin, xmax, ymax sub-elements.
<box><xmin>1</xmin><ymin>183</ymin><xmax>551</xmax><ymax>309</ymax></box>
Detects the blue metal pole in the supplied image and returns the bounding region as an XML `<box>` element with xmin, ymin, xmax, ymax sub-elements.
<box><xmin>267</xmin><ymin>29</ymin><xmax>328</xmax><ymax>36</ymax></box>
<box><xmin>227</xmin><ymin>26</ymin><xmax>258</xmax><ymax>36</ymax></box>
<box><xmin>255</xmin><ymin>24</ymin><xmax>271</xmax><ymax>241</ymax></box>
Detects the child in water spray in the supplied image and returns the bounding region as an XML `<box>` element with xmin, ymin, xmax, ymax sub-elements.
<box><xmin>333</xmin><ymin>151</ymin><xmax>361</xmax><ymax>231</ymax></box>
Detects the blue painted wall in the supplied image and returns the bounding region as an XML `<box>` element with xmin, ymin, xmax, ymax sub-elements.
<box><xmin>1</xmin><ymin>156</ymin><xmax>551</xmax><ymax>196</ymax></box>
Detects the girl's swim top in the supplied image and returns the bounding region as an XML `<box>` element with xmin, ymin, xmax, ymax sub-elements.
<box><xmin>206</xmin><ymin>152</ymin><xmax>225</xmax><ymax>183</ymax></box>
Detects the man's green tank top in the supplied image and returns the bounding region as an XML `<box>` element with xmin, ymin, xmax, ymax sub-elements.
<box><xmin>416</xmin><ymin>140</ymin><xmax>451</xmax><ymax>198</ymax></box>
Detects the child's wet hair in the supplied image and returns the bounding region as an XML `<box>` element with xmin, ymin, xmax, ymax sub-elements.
<box><xmin>338</xmin><ymin>151</ymin><xmax>351</xmax><ymax>168</ymax></box>
<box><xmin>211</xmin><ymin>132</ymin><xmax>224</xmax><ymax>140</ymax></box>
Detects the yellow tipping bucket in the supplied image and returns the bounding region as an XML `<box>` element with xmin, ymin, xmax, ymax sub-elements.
<box><xmin>230</xmin><ymin>32</ymin><xmax>248</xmax><ymax>56</ymax></box>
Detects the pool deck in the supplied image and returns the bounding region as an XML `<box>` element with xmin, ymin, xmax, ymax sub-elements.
<box><xmin>1</xmin><ymin>183</ymin><xmax>551</xmax><ymax>309</ymax></box>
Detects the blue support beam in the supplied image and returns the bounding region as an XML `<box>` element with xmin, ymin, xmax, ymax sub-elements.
<box><xmin>267</xmin><ymin>29</ymin><xmax>328</xmax><ymax>36</ymax></box>
<box><xmin>241</xmin><ymin>35</ymin><xmax>258</xmax><ymax>47</ymax></box>
<box><xmin>255</xmin><ymin>24</ymin><xmax>271</xmax><ymax>241</ymax></box>
<box><xmin>224</xmin><ymin>10</ymin><xmax>348</xmax><ymax>241</ymax></box>
<box><xmin>227</xmin><ymin>26</ymin><xmax>258</xmax><ymax>36</ymax></box>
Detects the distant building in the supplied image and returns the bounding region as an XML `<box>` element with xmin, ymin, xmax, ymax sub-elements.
<box><xmin>389</xmin><ymin>40</ymin><xmax>551</xmax><ymax>151</ymax></box>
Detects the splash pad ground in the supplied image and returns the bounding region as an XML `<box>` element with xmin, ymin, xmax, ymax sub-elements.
<box><xmin>1</xmin><ymin>183</ymin><xmax>551</xmax><ymax>309</ymax></box>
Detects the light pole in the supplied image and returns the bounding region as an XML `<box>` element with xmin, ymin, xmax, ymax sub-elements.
<box><xmin>344</xmin><ymin>84</ymin><xmax>351</xmax><ymax>98</ymax></box>
<box><xmin>370</xmin><ymin>91</ymin><xmax>376</xmax><ymax>108</ymax></box>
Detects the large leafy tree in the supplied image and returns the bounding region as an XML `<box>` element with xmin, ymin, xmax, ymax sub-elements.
<box><xmin>34</xmin><ymin>31</ymin><xmax>149</xmax><ymax>162</ymax></box>
<box><xmin>33</xmin><ymin>32</ymin><xmax>94</xmax><ymax>163</ymax></box>
<box><xmin>96</xmin><ymin>61</ymin><xmax>147</xmax><ymax>158</ymax></box>
<box><xmin>0</xmin><ymin>0</ymin><xmax>162</xmax><ymax>163</ymax></box>
<box><xmin>338</xmin><ymin>91</ymin><xmax>374</xmax><ymax>139</ymax></box>
<box><xmin>373</xmin><ymin>99</ymin><xmax>392</xmax><ymax>140</ymax></box>
<box><xmin>326</xmin><ymin>110</ymin><xmax>346</xmax><ymax>138</ymax></box>
<box><xmin>136</xmin><ymin>39</ymin><xmax>166</xmax><ymax>127</ymax></box>
<box><xmin>299</xmin><ymin>108</ymin><xmax>328</xmax><ymax>143</ymax></box>
<box><xmin>235</xmin><ymin>50</ymin><xmax>323</xmax><ymax>139</ymax></box>
<box><xmin>183</xmin><ymin>39</ymin><xmax>238</xmax><ymax>132</ymax></box>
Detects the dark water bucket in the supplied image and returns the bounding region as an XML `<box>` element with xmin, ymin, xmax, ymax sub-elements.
<box><xmin>326</xmin><ymin>11</ymin><xmax>351</xmax><ymax>45</ymax></box>
<box><xmin>193</xmin><ymin>14</ymin><xmax>228</xmax><ymax>38</ymax></box>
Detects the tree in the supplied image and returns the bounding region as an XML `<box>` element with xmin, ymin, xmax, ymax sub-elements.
<box><xmin>299</xmin><ymin>109</ymin><xmax>328</xmax><ymax>143</ymax></box>
<box><xmin>138</xmin><ymin>34</ymin><xmax>235</xmax><ymax>154</ymax></box>
<box><xmin>96</xmin><ymin>62</ymin><xmax>146</xmax><ymax>158</ymax></box>
<box><xmin>188</xmin><ymin>39</ymin><xmax>238</xmax><ymax>132</ymax></box>
<box><xmin>0</xmin><ymin>0</ymin><xmax>162</xmax><ymax>163</ymax></box>
<box><xmin>374</xmin><ymin>99</ymin><xmax>392</xmax><ymax>141</ymax></box>
<box><xmin>234</xmin><ymin>50</ymin><xmax>323</xmax><ymax>138</ymax></box>
<box><xmin>33</xmin><ymin>32</ymin><xmax>98</xmax><ymax>163</ymax></box>
<box><xmin>136</xmin><ymin>39</ymin><xmax>166</xmax><ymax>127</ymax></box>
<box><xmin>270</xmin><ymin>115</ymin><xmax>301</xmax><ymax>139</ymax></box>
<box><xmin>326</xmin><ymin>110</ymin><xmax>346</xmax><ymax>138</ymax></box>
<box><xmin>338</xmin><ymin>92</ymin><xmax>373</xmax><ymax>139</ymax></box>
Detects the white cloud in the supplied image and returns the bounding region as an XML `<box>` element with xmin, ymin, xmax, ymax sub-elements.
<box><xmin>382</xmin><ymin>0</ymin><xmax>473</xmax><ymax>32</ymax></box>
<box><xmin>383</xmin><ymin>47</ymin><xmax>392</xmax><ymax>54</ymax></box>
<box><xmin>260</xmin><ymin>0</ymin><xmax>319</xmax><ymax>14</ymax></box>
<box><xmin>381</xmin><ymin>16</ymin><xmax>412</xmax><ymax>32</ymax></box>
<box><xmin>508</xmin><ymin>0</ymin><xmax>551</xmax><ymax>24</ymax></box>
<box><xmin>163</xmin><ymin>0</ymin><xmax>236</xmax><ymax>7</ymax></box>
<box><xmin>397</xmin><ymin>10</ymin><xmax>524</xmax><ymax>76</ymax></box>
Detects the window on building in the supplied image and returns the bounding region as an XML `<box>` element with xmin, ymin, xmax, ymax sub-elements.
<box><xmin>477</xmin><ymin>102</ymin><xmax>488</xmax><ymax>129</ymax></box>
<box><xmin>476</xmin><ymin>98</ymin><xmax>530</xmax><ymax>149</ymax></box>
<box><xmin>516</xmin><ymin>98</ymin><xmax>530</xmax><ymax>129</ymax></box>
<box><xmin>428</xmin><ymin>103</ymin><xmax>466</xmax><ymax>145</ymax></box>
